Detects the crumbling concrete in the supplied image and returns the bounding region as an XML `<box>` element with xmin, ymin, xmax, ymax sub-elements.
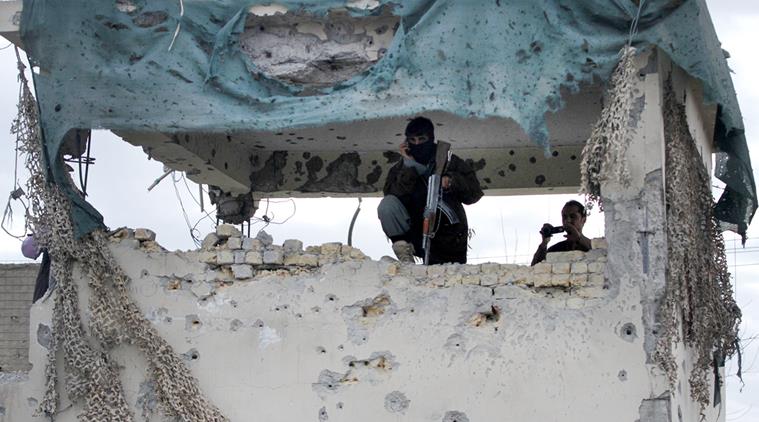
<box><xmin>240</xmin><ymin>9</ymin><xmax>399</xmax><ymax>88</ymax></box>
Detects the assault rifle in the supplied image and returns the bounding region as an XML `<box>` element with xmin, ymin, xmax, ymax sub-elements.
<box><xmin>422</xmin><ymin>141</ymin><xmax>452</xmax><ymax>265</ymax></box>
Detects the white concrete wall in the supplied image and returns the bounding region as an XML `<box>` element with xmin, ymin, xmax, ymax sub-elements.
<box><xmin>2</xmin><ymin>233</ymin><xmax>670</xmax><ymax>422</ymax></box>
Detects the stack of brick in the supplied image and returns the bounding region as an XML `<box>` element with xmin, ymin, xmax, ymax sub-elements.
<box><xmin>111</xmin><ymin>225</ymin><xmax>369</xmax><ymax>282</ymax></box>
<box><xmin>381</xmin><ymin>238</ymin><xmax>608</xmax><ymax>299</ymax></box>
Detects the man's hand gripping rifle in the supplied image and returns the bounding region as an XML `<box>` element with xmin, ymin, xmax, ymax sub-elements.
<box><xmin>422</xmin><ymin>141</ymin><xmax>452</xmax><ymax>265</ymax></box>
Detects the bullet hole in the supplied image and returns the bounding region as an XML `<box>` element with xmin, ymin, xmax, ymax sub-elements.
<box><xmin>508</xmin><ymin>163</ymin><xmax>517</xmax><ymax>171</ymax></box>
<box><xmin>317</xmin><ymin>346</ymin><xmax>326</xmax><ymax>354</ymax></box>
<box><xmin>618</xmin><ymin>369</ymin><xmax>628</xmax><ymax>381</ymax></box>
<box><xmin>336</xmin><ymin>136</ymin><xmax>346</xmax><ymax>140</ymax></box>
<box><xmin>224</xmin><ymin>162</ymin><xmax>228</xmax><ymax>170</ymax></box>
<box><xmin>326</xmin><ymin>294</ymin><xmax>338</xmax><ymax>302</ymax></box>
<box><xmin>444</xmin><ymin>334</ymin><xmax>466</xmax><ymax>353</ymax></box>
<box><xmin>181</xmin><ymin>348</ymin><xmax>200</xmax><ymax>361</ymax></box>
<box><xmin>37</xmin><ymin>323</ymin><xmax>52</xmax><ymax>349</ymax></box>
<box><xmin>313</xmin><ymin>370</ymin><xmax>344</xmax><ymax>395</ymax></box>
<box><xmin>185</xmin><ymin>315</ymin><xmax>202</xmax><ymax>331</ymax></box>
<box><xmin>295</xmin><ymin>313</ymin><xmax>303</xmax><ymax>319</ymax></box>
<box><xmin>384</xmin><ymin>391</ymin><xmax>410</xmax><ymax>413</ymax></box>
<box><xmin>409</xmin><ymin>308</ymin><xmax>415</xmax><ymax>313</ymax></box>
<box><xmin>336</xmin><ymin>402</ymin><xmax>344</xmax><ymax>410</ymax></box>
<box><xmin>54</xmin><ymin>104</ymin><xmax>62</xmax><ymax>112</ymax></box>
<box><xmin>470</xmin><ymin>305</ymin><xmax>500</xmax><ymax>327</ymax></box>
<box><xmin>570</xmin><ymin>154</ymin><xmax>577</xmax><ymax>160</ymax></box>
<box><xmin>230</xmin><ymin>319</ymin><xmax>243</xmax><ymax>331</ymax></box>
<box><xmin>361</xmin><ymin>294</ymin><xmax>391</xmax><ymax>317</ymax></box>
<box><xmin>551</xmin><ymin>150</ymin><xmax>559</xmax><ymax>157</ymax></box>
<box><xmin>529</xmin><ymin>156</ymin><xmax>537</xmax><ymax>164</ymax></box>
<box><xmin>140</xmin><ymin>269</ymin><xmax>149</xmax><ymax>277</ymax></box>
<box><xmin>337</xmin><ymin>344</ymin><xmax>344</xmax><ymax>351</ymax></box>
<box><xmin>443</xmin><ymin>410</ymin><xmax>469</xmax><ymax>422</ymax></box>
<box><xmin>483</xmin><ymin>177</ymin><xmax>492</xmax><ymax>184</ymax></box>
<box><xmin>498</xmin><ymin>170</ymin><xmax>505</xmax><ymax>177</ymax></box>
<box><xmin>515</xmin><ymin>49</ymin><xmax>529</xmax><ymax>63</ymax></box>
<box><xmin>274</xmin><ymin>306</ymin><xmax>280</xmax><ymax>311</ymax></box>
<box><xmin>312</xmin><ymin>306</ymin><xmax>321</xmax><ymax>313</ymax></box>
<box><xmin>319</xmin><ymin>406</ymin><xmax>329</xmax><ymax>421</ymax></box>
<box><xmin>619</xmin><ymin>323</ymin><xmax>638</xmax><ymax>342</ymax></box>
<box><xmin>254</xmin><ymin>319</ymin><xmax>265</xmax><ymax>328</ymax></box>
<box><xmin>535</xmin><ymin>174</ymin><xmax>546</xmax><ymax>185</ymax></box>
<box><xmin>230</xmin><ymin>300</ymin><xmax>238</xmax><ymax>308</ymax></box>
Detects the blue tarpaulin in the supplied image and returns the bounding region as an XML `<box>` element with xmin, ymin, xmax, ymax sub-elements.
<box><xmin>20</xmin><ymin>0</ymin><xmax>755</xmax><ymax>237</ymax></box>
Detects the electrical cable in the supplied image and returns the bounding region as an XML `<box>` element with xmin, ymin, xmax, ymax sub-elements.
<box><xmin>170</xmin><ymin>171</ymin><xmax>203</xmax><ymax>246</ymax></box>
<box><xmin>347</xmin><ymin>197</ymin><xmax>362</xmax><ymax>246</ymax></box>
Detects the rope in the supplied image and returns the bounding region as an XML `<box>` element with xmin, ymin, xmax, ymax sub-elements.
<box><xmin>168</xmin><ymin>0</ymin><xmax>184</xmax><ymax>51</ymax></box>
<box><xmin>627</xmin><ymin>0</ymin><xmax>646</xmax><ymax>47</ymax></box>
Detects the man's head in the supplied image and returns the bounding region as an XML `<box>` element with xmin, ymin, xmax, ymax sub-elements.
<box><xmin>561</xmin><ymin>200</ymin><xmax>587</xmax><ymax>233</ymax></box>
<box><xmin>404</xmin><ymin>117</ymin><xmax>436</xmax><ymax>164</ymax></box>
<box><xmin>405</xmin><ymin>116</ymin><xmax>435</xmax><ymax>144</ymax></box>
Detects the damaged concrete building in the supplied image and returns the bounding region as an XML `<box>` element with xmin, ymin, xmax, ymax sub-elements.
<box><xmin>0</xmin><ymin>1</ymin><xmax>755</xmax><ymax>421</ymax></box>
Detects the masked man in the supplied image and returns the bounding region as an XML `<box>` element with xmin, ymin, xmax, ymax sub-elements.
<box><xmin>377</xmin><ymin>117</ymin><xmax>483</xmax><ymax>264</ymax></box>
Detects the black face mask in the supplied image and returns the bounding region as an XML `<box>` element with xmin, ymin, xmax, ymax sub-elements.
<box><xmin>409</xmin><ymin>140</ymin><xmax>436</xmax><ymax>164</ymax></box>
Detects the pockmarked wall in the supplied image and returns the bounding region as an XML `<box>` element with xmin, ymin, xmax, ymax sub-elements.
<box><xmin>0</xmin><ymin>227</ymin><xmax>715</xmax><ymax>422</ymax></box>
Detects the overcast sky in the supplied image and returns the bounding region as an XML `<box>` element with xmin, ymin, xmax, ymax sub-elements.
<box><xmin>0</xmin><ymin>0</ymin><xmax>757</xmax><ymax>419</ymax></box>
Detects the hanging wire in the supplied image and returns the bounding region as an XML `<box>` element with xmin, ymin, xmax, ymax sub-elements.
<box><xmin>347</xmin><ymin>197</ymin><xmax>362</xmax><ymax>246</ymax></box>
<box><xmin>170</xmin><ymin>171</ymin><xmax>204</xmax><ymax>246</ymax></box>
<box><xmin>168</xmin><ymin>0</ymin><xmax>184</xmax><ymax>51</ymax></box>
<box><xmin>627</xmin><ymin>0</ymin><xmax>646</xmax><ymax>47</ymax></box>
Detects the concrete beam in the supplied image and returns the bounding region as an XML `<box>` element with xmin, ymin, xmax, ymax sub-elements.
<box><xmin>0</xmin><ymin>1</ymin><xmax>21</xmax><ymax>47</ymax></box>
<box><xmin>116</xmin><ymin>127</ymin><xmax>582</xmax><ymax>196</ymax></box>
<box><xmin>113</xmin><ymin>130</ymin><xmax>251</xmax><ymax>194</ymax></box>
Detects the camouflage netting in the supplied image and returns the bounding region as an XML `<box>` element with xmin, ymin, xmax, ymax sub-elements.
<box><xmin>13</xmin><ymin>53</ymin><xmax>227</xmax><ymax>422</ymax></box>
<box><xmin>579</xmin><ymin>46</ymin><xmax>637</xmax><ymax>208</ymax></box>
<box><xmin>19</xmin><ymin>0</ymin><xmax>756</xmax><ymax>238</ymax></box>
<box><xmin>654</xmin><ymin>79</ymin><xmax>741</xmax><ymax>410</ymax></box>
